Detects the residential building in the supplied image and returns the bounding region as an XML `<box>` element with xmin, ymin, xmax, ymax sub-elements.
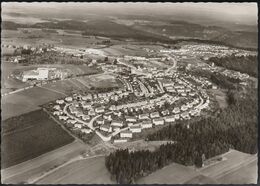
<box><xmin>125</xmin><ymin>116</ymin><xmax>137</xmax><ymax>122</ymax></box>
<box><xmin>100</xmin><ymin>125</ymin><xmax>110</xmax><ymax>132</ymax></box>
<box><xmin>139</xmin><ymin>113</ymin><xmax>150</xmax><ymax>120</ymax></box>
<box><xmin>74</xmin><ymin>123</ymin><xmax>82</xmax><ymax>129</ymax></box>
<box><xmin>130</xmin><ymin>125</ymin><xmax>142</xmax><ymax>133</ymax></box>
<box><xmin>95</xmin><ymin>106</ymin><xmax>105</xmax><ymax>114</ymax></box>
<box><xmin>141</xmin><ymin>120</ymin><xmax>153</xmax><ymax>129</ymax></box>
<box><xmin>150</xmin><ymin>112</ymin><xmax>160</xmax><ymax>119</ymax></box>
<box><xmin>153</xmin><ymin>118</ymin><xmax>165</xmax><ymax>125</ymax></box>
<box><xmin>56</xmin><ymin>99</ymin><xmax>64</xmax><ymax>104</ymax></box>
<box><xmin>164</xmin><ymin>115</ymin><xmax>175</xmax><ymax>123</ymax></box>
<box><xmin>114</xmin><ymin>138</ymin><xmax>128</xmax><ymax>143</ymax></box>
<box><xmin>120</xmin><ymin>131</ymin><xmax>133</xmax><ymax>138</ymax></box>
<box><xmin>111</xmin><ymin>120</ymin><xmax>123</xmax><ymax>127</ymax></box>
<box><xmin>65</xmin><ymin>97</ymin><xmax>73</xmax><ymax>102</ymax></box>
<box><xmin>82</xmin><ymin>128</ymin><xmax>92</xmax><ymax>134</ymax></box>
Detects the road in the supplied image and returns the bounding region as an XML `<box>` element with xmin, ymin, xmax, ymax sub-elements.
<box><xmin>63</xmin><ymin>104</ymin><xmax>101</xmax><ymax>131</ymax></box>
<box><xmin>165</xmin><ymin>54</ymin><xmax>177</xmax><ymax>73</ymax></box>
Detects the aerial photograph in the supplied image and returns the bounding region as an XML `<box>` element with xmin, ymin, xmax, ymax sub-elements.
<box><xmin>1</xmin><ymin>2</ymin><xmax>258</xmax><ymax>184</ymax></box>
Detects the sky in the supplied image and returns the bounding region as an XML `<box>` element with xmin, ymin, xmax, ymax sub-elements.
<box><xmin>2</xmin><ymin>2</ymin><xmax>258</xmax><ymax>25</ymax></box>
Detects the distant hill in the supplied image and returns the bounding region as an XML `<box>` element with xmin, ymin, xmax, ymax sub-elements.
<box><xmin>1</xmin><ymin>19</ymin><xmax>257</xmax><ymax>49</ymax></box>
<box><xmin>130</xmin><ymin>20</ymin><xmax>258</xmax><ymax>49</ymax></box>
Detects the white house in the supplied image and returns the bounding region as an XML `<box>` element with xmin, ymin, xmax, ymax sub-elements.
<box><xmin>181</xmin><ymin>105</ymin><xmax>188</xmax><ymax>111</ymax></box>
<box><xmin>130</xmin><ymin>125</ymin><xmax>142</xmax><ymax>133</ymax></box>
<box><xmin>164</xmin><ymin>115</ymin><xmax>175</xmax><ymax>123</ymax></box>
<box><xmin>82</xmin><ymin>128</ymin><xmax>92</xmax><ymax>134</ymax></box>
<box><xmin>53</xmin><ymin>111</ymin><xmax>61</xmax><ymax>116</ymax></box>
<box><xmin>74</xmin><ymin>123</ymin><xmax>82</xmax><ymax>129</ymax></box>
<box><xmin>120</xmin><ymin>131</ymin><xmax>133</xmax><ymax>138</ymax></box>
<box><xmin>172</xmin><ymin>107</ymin><xmax>180</xmax><ymax>114</ymax></box>
<box><xmin>114</xmin><ymin>138</ymin><xmax>128</xmax><ymax>143</ymax></box>
<box><xmin>56</xmin><ymin>99</ymin><xmax>65</xmax><ymax>104</ymax></box>
<box><xmin>82</xmin><ymin>115</ymin><xmax>90</xmax><ymax>121</ymax></box>
<box><xmin>153</xmin><ymin>118</ymin><xmax>165</xmax><ymax>125</ymax></box>
<box><xmin>150</xmin><ymin>112</ymin><xmax>160</xmax><ymax>119</ymax></box>
<box><xmin>141</xmin><ymin>121</ymin><xmax>153</xmax><ymax>129</ymax></box>
<box><xmin>100</xmin><ymin>125</ymin><xmax>110</xmax><ymax>132</ymax></box>
<box><xmin>96</xmin><ymin>118</ymin><xmax>105</xmax><ymax>125</ymax></box>
<box><xmin>125</xmin><ymin>116</ymin><xmax>137</xmax><ymax>122</ymax></box>
<box><xmin>82</xmin><ymin>102</ymin><xmax>92</xmax><ymax>109</ymax></box>
<box><xmin>53</xmin><ymin>105</ymin><xmax>61</xmax><ymax>110</ymax></box>
<box><xmin>139</xmin><ymin>113</ymin><xmax>149</xmax><ymax>120</ymax></box>
<box><xmin>65</xmin><ymin>97</ymin><xmax>73</xmax><ymax>102</ymax></box>
<box><xmin>59</xmin><ymin>115</ymin><xmax>69</xmax><ymax>121</ymax></box>
<box><xmin>111</xmin><ymin>120</ymin><xmax>123</xmax><ymax>127</ymax></box>
<box><xmin>161</xmin><ymin>110</ymin><xmax>170</xmax><ymax>116</ymax></box>
<box><xmin>95</xmin><ymin>106</ymin><xmax>105</xmax><ymax>114</ymax></box>
<box><xmin>181</xmin><ymin>112</ymin><xmax>190</xmax><ymax>119</ymax></box>
<box><xmin>82</xmin><ymin>94</ymin><xmax>92</xmax><ymax>101</ymax></box>
<box><xmin>174</xmin><ymin>114</ymin><xmax>180</xmax><ymax>120</ymax></box>
<box><xmin>68</xmin><ymin>119</ymin><xmax>77</xmax><ymax>124</ymax></box>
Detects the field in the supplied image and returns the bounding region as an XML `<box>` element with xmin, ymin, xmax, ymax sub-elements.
<box><xmin>1</xmin><ymin>109</ymin><xmax>74</xmax><ymax>169</ymax></box>
<box><xmin>40</xmin><ymin>73</ymin><xmax>122</xmax><ymax>96</ymax></box>
<box><xmin>1</xmin><ymin>28</ymin><xmax>120</xmax><ymax>49</ymax></box>
<box><xmin>86</xmin><ymin>73</ymin><xmax>122</xmax><ymax>89</ymax></box>
<box><xmin>36</xmin><ymin>156</ymin><xmax>115</xmax><ymax>184</ymax></box>
<box><xmin>1</xmin><ymin>62</ymin><xmax>31</xmax><ymax>94</ymax></box>
<box><xmin>137</xmin><ymin>161</ymin><xmax>202</xmax><ymax>184</ymax></box>
<box><xmin>137</xmin><ymin>149</ymin><xmax>257</xmax><ymax>184</ymax></box>
<box><xmin>102</xmin><ymin>44</ymin><xmax>148</xmax><ymax>56</ymax></box>
<box><xmin>1</xmin><ymin>86</ymin><xmax>64</xmax><ymax>120</ymax></box>
<box><xmin>199</xmin><ymin>149</ymin><xmax>257</xmax><ymax>184</ymax></box>
<box><xmin>216</xmin><ymin>159</ymin><xmax>257</xmax><ymax>184</ymax></box>
<box><xmin>1</xmin><ymin>140</ymin><xmax>87</xmax><ymax>184</ymax></box>
<box><xmin>208</xmin><ymin>89</ymin><xmax>228</xmax><ymax>109</ymax></box>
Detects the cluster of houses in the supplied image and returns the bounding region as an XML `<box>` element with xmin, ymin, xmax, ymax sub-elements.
<box><xmin>159</xmin><ymin>44</ymin><xmax>255</xmax><ymax>61</ymax></box>
<box><xmin>50</xmin><ymin>72</ymin><xmax>210</xmax><ymax>143</ymax></box>
<box><xmin>47</xmin><ymin>49</ymin><xmax>214</xmax><ymax>143</ymax></box>
<box><xmin>188</xmin><ymin>62</ymin><xmax>250</xmax><ymax>83</ymax></box>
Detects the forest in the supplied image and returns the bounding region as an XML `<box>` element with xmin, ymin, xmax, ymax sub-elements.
<box><xmin>207</xmin><ymin>55</ymin><xmax>257</xmax><ymax>77</ymax></box>
<box><xmin>105</xmin><ymin>88</ymin><xmax>257</xmax><ymax>183</ymax></box>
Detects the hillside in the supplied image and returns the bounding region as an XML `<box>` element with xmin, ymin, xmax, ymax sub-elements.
<box><xmin>130</xmin><ymin>20</ymin><xmax>258</xmax><ymax>49</ymax></box>
<box><xmin>2</xmin><ymin>19</ymin><xmax>257</xmax><ymax>49</ymax></box>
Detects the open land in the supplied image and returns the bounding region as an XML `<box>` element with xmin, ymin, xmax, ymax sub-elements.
<box><xmin>137</xmin><ymin>149</ymin><xmax>257</xmax><ymax>184</ymax></box>
<box><xmin>198</xmin><ymin>149</ymin><xmax>257</xmax><ymax>184</ymax></box>
<box><xmin>1</xmin><ymin>87</ymin><xmax>63</xmax><ymax>120</ymax></box>
<box><xmin>36</xmin><ymin>156</ymin><xmax>115</xmax><ymax>184</ymax></box>
<box><xmin>1</xmin><ymin>109</ymin><xmax>74</xmax><ymax>169</ymax></box>
<box><xmin>1</xmin><ymin>140</ymin><xmax>86</xmax><ymax>184</ymax></box>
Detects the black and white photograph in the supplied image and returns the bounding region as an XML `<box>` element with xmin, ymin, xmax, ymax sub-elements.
<box><xmin>1</xmin><ymin>2</ymin><xmax>258</xmax><ymax>184</ymax></box>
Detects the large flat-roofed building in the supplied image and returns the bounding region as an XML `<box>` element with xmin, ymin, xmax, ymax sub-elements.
<box><xmin>22</xmin><ymin>68</ymin><xmax>50</xmax><ymax>82</ymax></box>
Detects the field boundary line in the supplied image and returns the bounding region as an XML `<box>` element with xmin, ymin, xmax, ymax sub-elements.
<box><xmin>214</xmin><ymin>155</ymin><xmax>257</xmax><ymax>180</ymax></box>
<box><xmin>1</xmin><ymin>140</ymin><xmax>81</xmax><ymax>180</ymax></box>
<box><xmin>32</xmin><ymin>155</ymin><xmax>105</xmax><ymax>184</ymax></box>
<box><xmin>38</xmin><ymin>86</ymin><xmax>68</xmax><ymax>96</ymax></box>
<box><xmin>74</xmin><ymin>78</ymin><xmax>91</xmax><ymax>88</ymax></box>
<box><xmin>2</xmin><ymin>125</ymin><xmax>35</xmax><ymax>137</ymax></box>
<box><xmin>68</xmin><ymin>79</ymin><xmax>84</xmax><ymax>89</ymax></box>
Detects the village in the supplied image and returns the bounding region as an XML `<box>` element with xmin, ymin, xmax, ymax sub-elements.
<box><xmin>45</xmin><ymin>56</ymin><xmax>214</xmax><ymax>143</ymax></box>
<box><xmin>4</xmin><ymin>41</ymin><xmax>254</xmax><ymax>144</ymax></box>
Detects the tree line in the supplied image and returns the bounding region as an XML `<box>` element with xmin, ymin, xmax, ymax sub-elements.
<box><xmin>105</xmin><ymin>88</ymin><xmax>257</xmax><ymax>183</ymax></box>
<box><xmin>207</xmin><ymin>54</ymin><xmax>257</xmax><ymax>77</ymax></box>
